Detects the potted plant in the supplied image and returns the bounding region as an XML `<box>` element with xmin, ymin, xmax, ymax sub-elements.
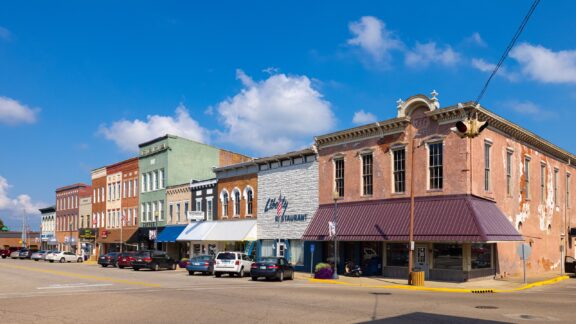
<box><xmin>314</xmin><ymin>262</ymin><xmax>333</xmax><ymax>279</ymax></box>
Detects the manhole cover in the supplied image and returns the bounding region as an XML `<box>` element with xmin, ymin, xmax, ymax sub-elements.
<box><xmin>475</xmin><ymin>306</ymin><xmax>499</xmax><ymax>309</ymax></box>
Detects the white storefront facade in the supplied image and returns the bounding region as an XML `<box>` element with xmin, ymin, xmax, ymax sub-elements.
<box><xmin>256</xmin><ymin>148</ymin><xmax>318</xmax><ymax>271</ymax></box>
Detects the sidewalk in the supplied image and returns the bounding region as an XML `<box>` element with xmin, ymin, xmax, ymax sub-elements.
<box><xmin>296</xmin><ymin>271</ymin><xmax>571</xmax><ymax>293</ymax></box>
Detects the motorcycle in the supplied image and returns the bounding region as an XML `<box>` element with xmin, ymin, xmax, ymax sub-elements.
<box><xmin>344</xmin><ymin>261</ymin><xmax>362</xmax><ymax>277</ymax></box>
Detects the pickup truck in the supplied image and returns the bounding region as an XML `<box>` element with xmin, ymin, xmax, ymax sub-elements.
<box><xmin>1</xmin><ymin>247</ymin><xmax>20</xmax><ymax>259</ymax></box>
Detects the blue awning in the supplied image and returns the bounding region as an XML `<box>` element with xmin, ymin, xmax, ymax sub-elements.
<box><xmin>156</xmin><ymin>225</ymin><xmax>187</xmax><ymax>243</ymax></box>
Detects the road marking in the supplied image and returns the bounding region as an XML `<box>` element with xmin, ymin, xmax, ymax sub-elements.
<box><xmin>37</xmin><ymin>283</ymin><xmax>114</xmax><ymax>290</ymax></box>
<box><xmin>0</xmin><ymin>263</ymin><xmax>161</xmax><ymax>288</ymax></box>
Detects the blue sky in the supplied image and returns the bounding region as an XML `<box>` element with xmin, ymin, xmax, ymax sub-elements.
<box><xmin>1</xmin><ymin>1</ymin><xmax>576</xmax><ymax>230</ymax></box>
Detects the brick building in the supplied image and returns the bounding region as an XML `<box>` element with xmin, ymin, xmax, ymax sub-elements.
<box><xmin>302</xmin><ymin>93</ymin><xmax>573</xmax><ymax>281</ymax></box>
<box><xmin>55</xmin><ymin>183</ymin><xmax>91</xmax><ymax>253</ymax></box>
<box><xmin>91</xmin><ymin>167</ymin><xmax>107</xmax><ymax>256</ymax></box>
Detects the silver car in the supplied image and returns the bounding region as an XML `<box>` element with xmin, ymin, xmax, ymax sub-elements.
<box><xmin>10</xmin><ymin>250</ymin><xmax>21</xmax><ymax>259</ymax></box>
<box><xmin>31</xmin><ymin>250</ymin><xmax>48</xmax><ymax>261</ymax></box>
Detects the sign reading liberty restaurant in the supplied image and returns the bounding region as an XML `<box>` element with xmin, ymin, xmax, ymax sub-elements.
<box><xmin>264</xmin><ymin>195</ymin><xmax>308</xmax><ymax>223</ymax></box>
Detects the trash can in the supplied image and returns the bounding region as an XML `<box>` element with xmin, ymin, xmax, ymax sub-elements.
<box><xmin>410</xmin><ymin>271</ymin><xmax>425</xmax><ymax>286</ymax></box>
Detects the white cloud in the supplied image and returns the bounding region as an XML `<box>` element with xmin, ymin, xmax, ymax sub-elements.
<box><xmin>347</xmin><ymin>16</ymin><xmax>403</xmax><ymax>64</ymax></box>
<box><xmin>0</xmin><ymin>96</ymin><xmax>39</xmax><ymax>125</ymax></box>
<box><xmin>510</xmin><ymin>43</ymin><xmax>576</xmax><ymax>83</ymax></box>
<box><xmin>471</xmin><ymin>58</ymin><xmax>518</xmax><ymax>81</ymax></box>
<box><xmin>466</xmin><ymin>32</ymin><xmax>486</xmax><ymax>47</ymax></box>
<box><xmin>99</xmin><ymin>104</ymin><xmax>209</xmax><ymax>153</ymax></box>
<box><xmin>0</xmin><ymin>26</ymin><xmax>10</xmax><ymax>41</ymax></box>
<box><xmin>216</xmin><ymin>70</ymin><xmax>335</xmax><ymax>155</ymax></box>
<box><xmin>0</xmin><ymin>175</ymin><xmax>43</xmax><ymax>217</ymax></box>
<box><xmin>405</xmin><ymin>42</ymin><xmax>460</xmax><ymax>68</ymax></box>
<box><xmin>502</xmin><ymin>100</ymin><xmax>556</xmax><ymax>120</ymax></box>
<box><xmin>352</xmin><ymin>110</ymin><xmax>377</xmax><ymax>125</ymax></box>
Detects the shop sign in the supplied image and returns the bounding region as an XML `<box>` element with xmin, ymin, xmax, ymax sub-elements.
<box><xmin>264</xmin><ymin>195</ymin><xmax>308</xmax><ymax>223</ymax></box>
<box><xmin>78</xmin><ymin>228</ymin><xmax>97</xmax><ymax>240</ymax></box>
<box><xmin>101</xmin><ymin>230</ymin><xmax>109</xmax><ymax>238</ymax></box>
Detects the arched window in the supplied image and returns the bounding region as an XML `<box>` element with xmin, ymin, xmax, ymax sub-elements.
<box><xmin>220</xmin><ymin>190</ymin><xmax>229</xmax><ymax>217</ymax></box>
<box><xmin>234</xmin><ymin>189</ymin><xmax>241</xmax><ymax>216</ymax></box>
<box><xmin>244</xmin><ymin>186</ymin><xmax>254</xmax><ymax>216</ymax></box>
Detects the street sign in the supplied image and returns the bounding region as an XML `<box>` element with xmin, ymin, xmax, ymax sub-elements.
<box><xmin>310</xmin><ymin>243</ymin><xmax>315</xmax><ymax>253</ymax></box>
<box><xmin>517</xmin><ymin>243</ymin><xmax>531</xmax><ymax>260</ymax></box>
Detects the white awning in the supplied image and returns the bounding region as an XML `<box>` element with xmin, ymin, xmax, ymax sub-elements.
<box><xmin>176</xmin><ymin>222</ymin><xmax>217</xmax><ymax>241</ymax></box>
<box><xmin>203</xmin><ymin>220</ymin><xmax>257</xmax><ymax>241</ymax></box>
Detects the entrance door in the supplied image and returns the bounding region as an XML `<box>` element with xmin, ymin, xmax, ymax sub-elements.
<box><xmin>413</xmin><ymin>245</ymin><xmax>429</xmax><ymax>279</ymax></box>
<box><xmin>276</xmin><ymin>242</ymin><xmax>286</xmax><ymax>258</ymax></box>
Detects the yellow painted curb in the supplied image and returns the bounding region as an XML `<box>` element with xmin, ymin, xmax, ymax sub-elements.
<box><xmin>0</xmin><ymin>263</ymin><xmax>161</xmax><ymax>288</ymax></box>
<box><xmin>308</xmin><ymin>275</ymin><xmax>570</xmax><ymax>293</ymax></box>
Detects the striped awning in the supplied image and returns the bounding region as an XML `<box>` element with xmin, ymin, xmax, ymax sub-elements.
<box><xmin>302</xmin><ymin>195</ymin><xmax>522</xmax><ymax>242</ymax></box>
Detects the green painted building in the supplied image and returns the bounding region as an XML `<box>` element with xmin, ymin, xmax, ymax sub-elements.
<box><xmin>138</xmin><ymin>134</ymin><xmax>249</xmax><ymax>230</ymax></box>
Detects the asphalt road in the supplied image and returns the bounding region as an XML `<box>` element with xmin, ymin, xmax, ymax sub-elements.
<box><xmin>0</xmin><ymin>258</ymin><xmax>574</xmax><ymax>323</ymax></box>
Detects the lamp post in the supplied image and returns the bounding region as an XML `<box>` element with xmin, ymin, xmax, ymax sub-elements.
<box><xmin>154</xmin><ymin>210</ymin><xmax>159</xmax><ymax>250</ymax></box>
<box><xmin>332</xmin><ymin>190</ymin><xmax>339</xmax><ymax>279</ymax></box>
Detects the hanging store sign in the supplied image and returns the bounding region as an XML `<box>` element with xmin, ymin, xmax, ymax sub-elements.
<box><xmin>78</xmin><ymin>228</ymin><xmax>97</xmax><ymax>240</ymax></box>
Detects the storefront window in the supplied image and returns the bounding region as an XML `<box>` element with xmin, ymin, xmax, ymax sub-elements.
<box><xmin>471</xmin><ymin>243</ymin><xmax>493</xmax><ymax>269</ymax></box>
<box><xmin>386</xmin><ymin>243</ymin><xmax>409</xmax><ymax>267</ymax></box>
<box><xmin>433</xmin><ymin>243</ymin><xmax>462</xmax><ymax>270</ymax></box>
<box><xmin>261</xmin><ymin>240</ymin><xmax>274</xmax><ymax>257</ymax></box>
<box><xmin>289</xmin><ymin>240</ymin><xmax>304</xmax><ymax>266</ymax></box>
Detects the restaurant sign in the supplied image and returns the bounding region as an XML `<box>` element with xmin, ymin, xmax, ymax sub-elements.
<box><xmin>78</xmin><ymin>228</ymin><xmax>97</xmax><ymax>240</ymax></box>
<box><xmin>264</xmin><ymin>195</ymin><xmax>308</xmax><ymax>223</ymax></box>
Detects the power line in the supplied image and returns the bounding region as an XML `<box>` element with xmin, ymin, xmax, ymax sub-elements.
<box><xmin>474</xmin><ymin>0</ymin><xmax>541</xmax><ymax>106</ymax></box>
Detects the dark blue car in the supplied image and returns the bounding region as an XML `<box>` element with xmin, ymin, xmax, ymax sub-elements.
<box><xmin>186</xmin><ymin>255</ymin><xmax>215</xmax><ymax>275</ymax></box>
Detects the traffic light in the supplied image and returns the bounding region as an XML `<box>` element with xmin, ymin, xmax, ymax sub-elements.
<box><xmin>450</xmin><ymin>117</ymin><xmax>488</xmax><ymax>138</ymax></box>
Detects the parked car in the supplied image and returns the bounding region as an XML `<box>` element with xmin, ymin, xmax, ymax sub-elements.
<box><xmin>566</xmin><ymin>256</ymin><xmax>576</xmax><ymax>273</ymax></box>
<box><xmin>49</xmin><ymin>251</ymin><xmax>83</xmax><ymax>263</ymax></box>
<box><xmin>1</xmin><ymin>247</ymin><xmax>19</xmax><ymax>259</ymax></box>
<box><xmin>213</xmin><ymin>252</ymin><xmax>254</xmax><ymax>278</ymax></box>
<box><xmin>31</xmin><ymin>250</ymin><xmax>48</xmax><ymax>261</ymax></box>
<box><xmin>98</xmin><ymin>252</ymin><xmax>121</xmax><ymax>268</ymax></box>
<box><xmin>116</xmin><ymin>251</ymin><xmax>138</xmax><ymax>269</ymax></box>
<box><xmin>186</xmin><ymin>255</ymin><xmax>215</xmax><ymax>275</ymax></box>
<box><xmin>131</xmin><ymin>250</ymin><xmax>177</xmax><ymax>271</ymax></box>
<box><xmin>10</xmin><ymin>250</ymin><xmax>22</xmax><ymax>259</ymax></box>
<box><xmin>250</xmin><ymin>257</ymin><xmax>295</xmax><ymax>281</ymax></box>
<box><xmin>45</xmin><ymin>251</ymin><xmax>60</xmax><ymax>262</ymax></box>
<box><xmin>19</xmin><ymin>248</ymin><xmax>39</xmax><ymax>259</ymax></box>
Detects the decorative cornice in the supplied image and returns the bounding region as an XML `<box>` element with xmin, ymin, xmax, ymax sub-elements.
<box><xmin>315</xmin><ymin>117</ymin><xmax>410</xmax><ymax>148</ymax></box>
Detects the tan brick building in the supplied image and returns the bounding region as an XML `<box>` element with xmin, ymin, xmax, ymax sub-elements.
<box><xmin>303</xmin><ymin>93</ymin><xmax>575</xmax><ymax>281</ymax></box>
<box><xmin>55</xmin><ymin>183</ymin><xmax>91</xmax><ymax>253</ymax></box>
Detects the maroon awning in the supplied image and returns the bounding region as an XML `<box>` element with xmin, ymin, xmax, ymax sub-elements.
<box><xmin>302</xmin><ymin>195</ymin><xmax>523</xmax><ymax>242</ymax></box>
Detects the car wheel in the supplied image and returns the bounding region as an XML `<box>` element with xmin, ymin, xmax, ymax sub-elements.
<box><xmin>34</xmin><ymin>259</ymin><xmax>39</xmax><ymax>261</ymax></box>
<box><xmin>289</xmin><ymin>271</ymin><xmax>294</xmax><ymax>280</ymax></box>
<box><xmin>239</xmin><ymin>267</ymin><xmax>245</xmax><ymax>278</ymax></box>
<box><xmin>77</xmin><ymin>258</ymin><xmax>83</xmax><ymax>263</ymax></box>
<box><xmin>188</xmin><ymin>270</ymin><xmax>194</xmax><ymax>276</ymax></box>
<box><xmin>153</xmin><ymin>263</ymin><xmax>159</xmax><ymax>271</ymax></box>
<box><xmin>101</xmin><ymin>264</ymin><xmax>107</xmax><ymax>267</ymax></box>
<box><xmin>49</xmin><ymin>260</ymin><xmax>54</xmax><ymax>263</ymax></box>
<box><xmin>59</xmin><ymin>258</ymin><xmax>65</xmax><ymax>263</ymax></box>
<box><xmin>119</xmin><ymin>266</ymin><xmax>124</xmax><ymax>269</ymax></box>
<box><xmin>215</xmin><ymin>272</ymin><xmax>221</xmax><ymax>278</ymax></box>
<box><xmin>279</xmin><ymin>271</ymin><xmax>284</xmax><ymax>282</ymax></box>
<box><xmin>171</xmin><ymin>263</ymin><xmax>177</xmax><ymax>270</ymax></box>
<box><xmin>133</xmin><ymin>267</ymin><xmax>140</xmax><ymax>271</ymax></box>
<box><xmin>251</xmin><ymin>276</ymin><xmax>258</xmax><ymax>281</ymax></box>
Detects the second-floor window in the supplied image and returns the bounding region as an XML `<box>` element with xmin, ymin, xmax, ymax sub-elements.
<box><xmin>334</xmin><ymin>159</ymin><xmax>344</xmax><ymax>197</ymax></box>
<box><xmin>554</xmin><ymin>168</ymin><xmax>559</xmax><ymax>206</ymax></box>
<box><xmin>506</xmin><ymin>151</ymin><xmax>513</xmax><ymax>196</ymax></box>
<box><xmin>393</xmin><ymin>149</ymin><xmax>406</xmax><ymax>193</ymax></box>
<box><xmin>524</xmin><ymin>157</ymin><xmax>531</xmax><ymax>200</ymax></box>
<box><xmin>362</xmin><ymin>154</ymin><xmax>373</xmax><ymax>196</ymax></box>
<box><xmin>429</xmin><ymin>142</ymin><xmax>443</xmax><ymax>190</ymax></box>
<box><xmin>484</xmin><ymin>142</ymin><xmax>491</xmax><ymax>191</ymax></box>
<box><xmin>207</xmin><ymin>199</ymin><xmax>213</xmax><ymax>221</ymax></box>
<box><xmin>567</xmin><ymin>174</ymin><xmax>571</xmax><ymax>209</ymax></box>
<box><xmin>247</xmin><ymin>188</ymin><xmax>253</xmax><ymax>215</ymax></box>
<box><xmin>540</xmin><ymin>163</ymin><xmax>546</xmax><ymax>202</ymax></box>
<box><xmin>234</xmin><ymin>190</ymin><xmax>241</xmax><ymax>216</ymax></box>
<box><xmin>222</xmin><ymin>192</ymin><xmax>229</xmax><ymax>217</ymax></box>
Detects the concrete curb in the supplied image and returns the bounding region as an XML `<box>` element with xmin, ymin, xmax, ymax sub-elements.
<box><xmin>307</xmin><ymin>275</ymin><xmax>570</xmax><ymax>293</ymax></box>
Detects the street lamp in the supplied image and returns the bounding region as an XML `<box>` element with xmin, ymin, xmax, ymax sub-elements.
<box><xmin>332</xmin><ymin>190</ymin><xmax>339</xmax><ymax>279</ymax></box>
<box><xmin>154</xmin><ymin>210</ymin><xmax>159</xmax><ymax>250</ymax></box>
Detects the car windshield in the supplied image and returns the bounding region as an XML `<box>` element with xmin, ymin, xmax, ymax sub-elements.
<box><xmin>37</xmin><ymin>251</ymin><xmax>46</xmax><ymax>253</ymax></box>
<box><xmin>258</xmin><ymin>257</ymin><xmax>279</xmax><ymax>264</ymax></box>
<box><xmin>192</xmin><ymin>256</ymin><xmax>212</xmax><ymax>261</ymax></box>
<box><xmin>121</xmin><ymin>252</ymin><xmax>136</xmax><ymax>257</ymax></box>
<box><xmin>136</xmin><ymin>252</ymin><xmax>151</xmax><ymax>258</ymax></box>
<box><xmin>217</xmin><ymin>252</ymin><xmax>237</xmax><ymax>260</ymax></box>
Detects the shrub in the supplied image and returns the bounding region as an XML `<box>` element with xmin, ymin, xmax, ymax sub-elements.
<box><xmin>314</xmin><ymin>262</ymin><xmax>333</xmax><ymax>279</ymax></box>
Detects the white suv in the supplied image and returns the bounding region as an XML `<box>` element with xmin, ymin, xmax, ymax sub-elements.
<box><xmin>213</xmin><ymin>252</ymin><xmax>254</xmax><ymax>277</ymax></box>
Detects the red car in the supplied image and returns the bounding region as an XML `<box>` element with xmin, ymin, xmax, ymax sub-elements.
<box><xmin>116</xmin><ymin>251</ymin><xmax>138</xmax><ymax>269</ymax></box>
<box><xmin>1</xmin><ymin>247</ymin><xmax>20</xmax><ymax>259</ymax></box>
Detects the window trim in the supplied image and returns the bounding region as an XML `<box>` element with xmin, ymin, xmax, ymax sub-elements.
<box><xmin>392</xmin><ymin>147</ymin><xmax>406</xmax><ymax>194</ymax></box>
<box><xmin>484</xmin><ymin>141</ymin><xmax>491</xmax><ymax>192</ymax></box>
<box><xmin>243</xmin><ymin>186</ymin><xmax>254</xmax><ymax>216</ymax></box>
<box><xmin>232</xmin><ymin>187</ymin><xmax>241</xmax><ymax>217</ymax></box>
<box><xmin>334</xmin><ymin>157</ymin><xmax>345</xmax><ymax>198</ymax></box>
<box><xmin>360</xmin><ymin>152</ymin><xmax>373</xmax><ymax>196</ymax></box>
<box><xmin>427</xmin><ymin>141</ymin><xmax>444</xmax><ymax>190</ymax></box>
<box><xmin>506</xmin><ymin>149</ymin><xmax>513</xmax><ymax>197</ymax></box>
